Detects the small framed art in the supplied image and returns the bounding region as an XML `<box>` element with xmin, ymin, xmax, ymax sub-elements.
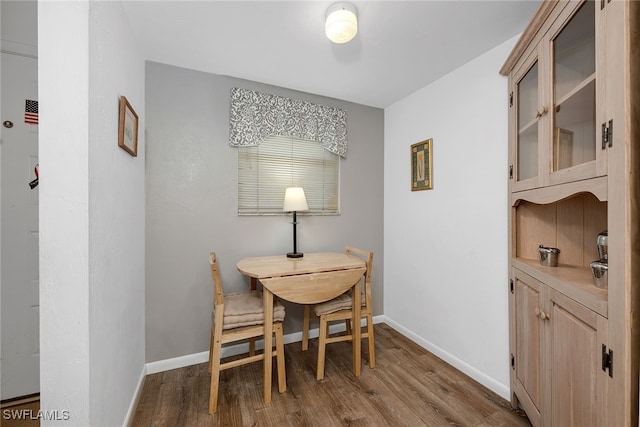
<box><xmin>411</xmin><ymin>138</ymin><xmax>433</xmax><ymax>191</ymax></box>
<box><xmin>118</xmin><ymin>96</ymin><xmax>139</xmax><ymax>157</ymax></box>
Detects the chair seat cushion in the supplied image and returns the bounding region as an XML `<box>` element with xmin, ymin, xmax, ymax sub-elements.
<box><xmin>216</xmin><ymin>290</ymin><xmax>285</xmax><ymax>330</ymax></box>
<box><xmin>313</xmin><ymin>292</ymin><xmax>365</xmax><ymax>316</ymax></box>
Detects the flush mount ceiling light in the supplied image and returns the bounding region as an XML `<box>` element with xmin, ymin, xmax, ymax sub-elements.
<box><xmin>325</xmin><ymin>2</ymin><xmax>358</xmax><ymax>44</ymax></box>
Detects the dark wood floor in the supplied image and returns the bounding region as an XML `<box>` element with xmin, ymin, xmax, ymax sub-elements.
<box><xmin>131</xmin><ymin>323</ymin><xmax>531</xmax><ymax>426</ymax></box>
<box><xmin>0</xmin><ymin>399</ymin><xmax>40</xmax><ymax>427</ymax></box>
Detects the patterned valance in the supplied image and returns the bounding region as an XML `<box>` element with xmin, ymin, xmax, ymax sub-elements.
<box><xmin>228</xmin><ymin>87</ymin><xmax>348</xmax><ymax>158</ymax></box>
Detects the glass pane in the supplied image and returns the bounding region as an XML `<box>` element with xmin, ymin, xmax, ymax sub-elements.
<box><xmin>517</xmin><ymin>62</ymin><xmax>538</xmax><ymax>182</ymax></box>
<box><xmin>553</xmin><ymin>2</ymin><xmax>595</xmax><ymax>171</ymax></box>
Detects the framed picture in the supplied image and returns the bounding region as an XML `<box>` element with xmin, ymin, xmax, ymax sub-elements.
<box><xmin>554</xmin><ymin>127</ymin><xmax>573</xmax><ymax>171</ymax></box>
<box><xmin>118</xmin><ymin>96</ymin><xmax>138</xmax><ymax>157</ymax></box>
<box><xmin>411</xmin><ymin>138</ymin><xmax>433</xmax><ymax>191</ymax></box>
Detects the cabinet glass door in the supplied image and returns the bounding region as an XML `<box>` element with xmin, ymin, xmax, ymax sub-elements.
<box><xmin>552</xmin><ymin>2</ymin><xmax>595</xmax><ymax>172</ymax></box>
<box><xmin>517</xmin><ymin>61</ymin><xmax>539</xmax><ymax>182</ymax></box>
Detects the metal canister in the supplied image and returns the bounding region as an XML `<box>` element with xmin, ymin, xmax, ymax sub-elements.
<box><xmin>590</xmin><ymin>259</ymin><xmax>608</xmax><ymax>289</ymax></box>
<box><xmin>538</xmin><ymin>245</ymin><xmax>560</xmax><ymax>267</ymax></box>
<box><xmin>596</xmin><ymin>230</ymin><xmax>608</xmax><ymax>260</ymax></box>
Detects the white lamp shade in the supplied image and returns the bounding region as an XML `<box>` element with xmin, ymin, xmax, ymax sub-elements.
<box><xmin>325</xmin><ymin>2</ymin><xmax>358</xmax><ymax>44</ymax></box>
<box><xmin>283</xmin><ymin>187</ymin><xmax>309</xmax><ymax>212</ymax></box>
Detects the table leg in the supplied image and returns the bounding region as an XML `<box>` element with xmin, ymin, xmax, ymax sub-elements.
<box><xmin>263</xmin><ymin>288</ymin><xmax>273</xmax><ymax>404</ymax></box>
<box><xmin>352</xmin><ymin>279</ymin><xmax>361</xmax><ymax>377</ymax></box>
<box><xmin>249</xmin><ymin>277</ymin><xmax>257</xmax><ymax>356</ymax></box>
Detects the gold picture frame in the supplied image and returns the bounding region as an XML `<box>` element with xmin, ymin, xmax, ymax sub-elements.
<box><xmin>411</xmin><ymin>138</ymin><xmax>433</xmax><ymax>191</ymax></box>
<box><xmin>118</xmin><ymin>96</ymin><xmax>139</xmax><ymax>157</ymax></box>
<box><xmin>554</xmin><ymin>127</ymin><xmax>573</xmax><ymax>171</ymax></box>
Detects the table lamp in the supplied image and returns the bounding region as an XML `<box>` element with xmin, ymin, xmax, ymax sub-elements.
<box><xmin>283</xmin><ymin>187</ymin><xmax>309</xmax><ymax>258</ymax></box>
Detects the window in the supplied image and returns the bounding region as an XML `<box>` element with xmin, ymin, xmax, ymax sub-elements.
<box><xmin>238</xmin><ymin>135</ymin><xmax>340</xmax><ymax>215</ymax></box>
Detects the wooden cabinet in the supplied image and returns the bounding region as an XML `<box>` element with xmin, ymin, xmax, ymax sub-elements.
<box><xmin>502</xmin><ymin>1</ymin><xmax>639</xmax><ymax>426</ymax></box>
<box><xmin>509</xmin><ymin>1</ymin><xmax>607</xmax><ymax>193</ymax></box>
<box><xmin>512</xmin><ymin>270</ymin><xmax>544</xmax><ymax>426</ymax></box>
<box><xmin>512</xmin><ymin>269</ymin><xmax>608</xmax><ymax>427</ymax></box>
<box><xmin>509</xmin><ymin>2</ymin><xmax>609</xmax><ymax>191</ymax></box>
<box><xmin>548</xmin><ymin>286</ymin><xmax>607</xmax><ymax>427</ymax></box>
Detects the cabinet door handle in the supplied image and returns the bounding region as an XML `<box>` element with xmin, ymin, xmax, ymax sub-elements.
<box><xmin>535</xmin><ymin>106</ymin><xmax>548</xmax><ymax>118</ymax></box>
<box><xmin>534</xmin><ymin>307</ymin><xmax>550</xmax><ymax>321</ymax></box>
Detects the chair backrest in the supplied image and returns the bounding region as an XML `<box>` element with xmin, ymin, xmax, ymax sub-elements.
<box><xmin>209</xmin><ymin>252</ymin><xmax>224</xmax><ymax>309</ymax></box>
<box><xmin>345</xmin><ymin>246</ymin><xmax>374</xmax><ymax>310</ymax></box>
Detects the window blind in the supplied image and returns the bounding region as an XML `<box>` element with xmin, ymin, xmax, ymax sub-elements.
<box><xmin>238</xmin><ymin>135</ymin><xmax>340</xmax><ymax>215</ymax></box>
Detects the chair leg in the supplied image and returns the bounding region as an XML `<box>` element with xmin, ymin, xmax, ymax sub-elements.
<box><xmin>302</xmin><ymin>305</ymin><xmax>311</xmax><ymax>351</ymax></box>
<box><xmin>316</xmin><ymin>315</ymin><xmax>329</xmax><ymax>380</ymax></box>
<box><xmin>275</xmin><ymin>323</ymin><xmax>287</xmax><ymax>393</ymax></box>
<box><xmin>366</xmin><ymin>314</ymin><xmax>375</xmax><ymax>369</ymax></box>
<box><xmin>209</xmin><ymin>328</ymin><xmax>223</xmax><ymax>414</ymax></box>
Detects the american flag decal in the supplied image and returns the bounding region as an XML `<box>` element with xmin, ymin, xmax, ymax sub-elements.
<box><xmin>25</xmin><ymin>99</ymin><xmax>38</xmax><ymax>125</ymax></box>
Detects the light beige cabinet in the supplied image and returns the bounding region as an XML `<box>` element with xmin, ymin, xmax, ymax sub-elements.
<box><xmin>501</xmin><ymin>1</ymin><xmax>639</xmax><ymax>426</ymax></box>
<box><xmin>512</xmin><ymin>268</ymin><xmax>608</xmax><ymax>427</ymax></box>
<box><xmin>512</xmin><ymin>269</ymin><xmax>544</xmax><ymax>426</ymax></box>
<box><xmin>508</xmin><ymin>1</ymin><xmax>606</xmax><ymax>194</ymax></box>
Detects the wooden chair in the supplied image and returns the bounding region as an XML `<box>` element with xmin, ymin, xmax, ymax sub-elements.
<box><xmin>301</xmin><ymin>246</ymin><xmax>375</xmax><ymax>380</ymax></box>
<box><xmin>208</xmin><ymin>252</ymin><xmax>286</xmax><ymax>414</ymax></box>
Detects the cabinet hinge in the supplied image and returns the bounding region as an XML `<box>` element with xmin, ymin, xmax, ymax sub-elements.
<box><xmin>602</xmin><ymin>344</ymin><xmax>613</xmax><ymax>377</ymax></box>
<box><xmin>510</xmin><ymin>353</ymin><xmax>515</xmax><ymax>370</ymax></box>
<box><xmin>509</xmin><ymin>165</ymin><xmax>514</xmax><ymax>180</ymax></box>
<box><xmin>510</xmin><ymin>279</ymin><xmax>514</xmax><ymax>294</ymax></box>
<box><xmin>602</xmin><ymin>119</ymin><xmax>613</xmax><ymax>149</ymax></box>
<box><xmin>509</xmin><ymin>92</ymin><xmax>513</xmax><ymax>108</ymax></box>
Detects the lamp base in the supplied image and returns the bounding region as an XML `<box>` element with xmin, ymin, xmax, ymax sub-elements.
<box><xmin>286</xmin><ymin>252</ymin><xmax>304</xmax><ymax>258</ymax></box>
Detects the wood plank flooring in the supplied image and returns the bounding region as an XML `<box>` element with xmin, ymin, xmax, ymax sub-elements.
<box><xmin>0</xmin><ymin>398</ymin><xmax>40</xmax><ymax>427</ymax></box>
<box><xmin>131</xmin><ymin>323</ymin><xmax>531</xmax><ymax>426</ymax></box>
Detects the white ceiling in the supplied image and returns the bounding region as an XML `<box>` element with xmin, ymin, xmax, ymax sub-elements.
<box><xmin>122</xmin><ymin>1</ymin><xmax>540</xmax><ymax>108</ymax></box>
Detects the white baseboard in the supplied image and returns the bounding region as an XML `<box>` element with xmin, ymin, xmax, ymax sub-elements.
<box><xmin>123</xmin><ymin>364</ymin><xmax>147</xmax><ymax>427</ymax></box>
<box><xmin>146</xmin><ymin>350</ymin><xmax>210</xmax><ymax>375</ymax></box>
<box><xmin>381</xmin><ymin>316</ymin><xmax>510</xmax><ymax>400</ymax></box>
<box><xmin>144</xmin><ymin>315</ymin><xmax>385</xmax><ymax>376</ymax></box>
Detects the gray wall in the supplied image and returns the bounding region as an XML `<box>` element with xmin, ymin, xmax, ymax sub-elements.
<box><xmin>145</xmin><ymin>62</ymin><xmax>384</xmax><ymax>362</ymax></box>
